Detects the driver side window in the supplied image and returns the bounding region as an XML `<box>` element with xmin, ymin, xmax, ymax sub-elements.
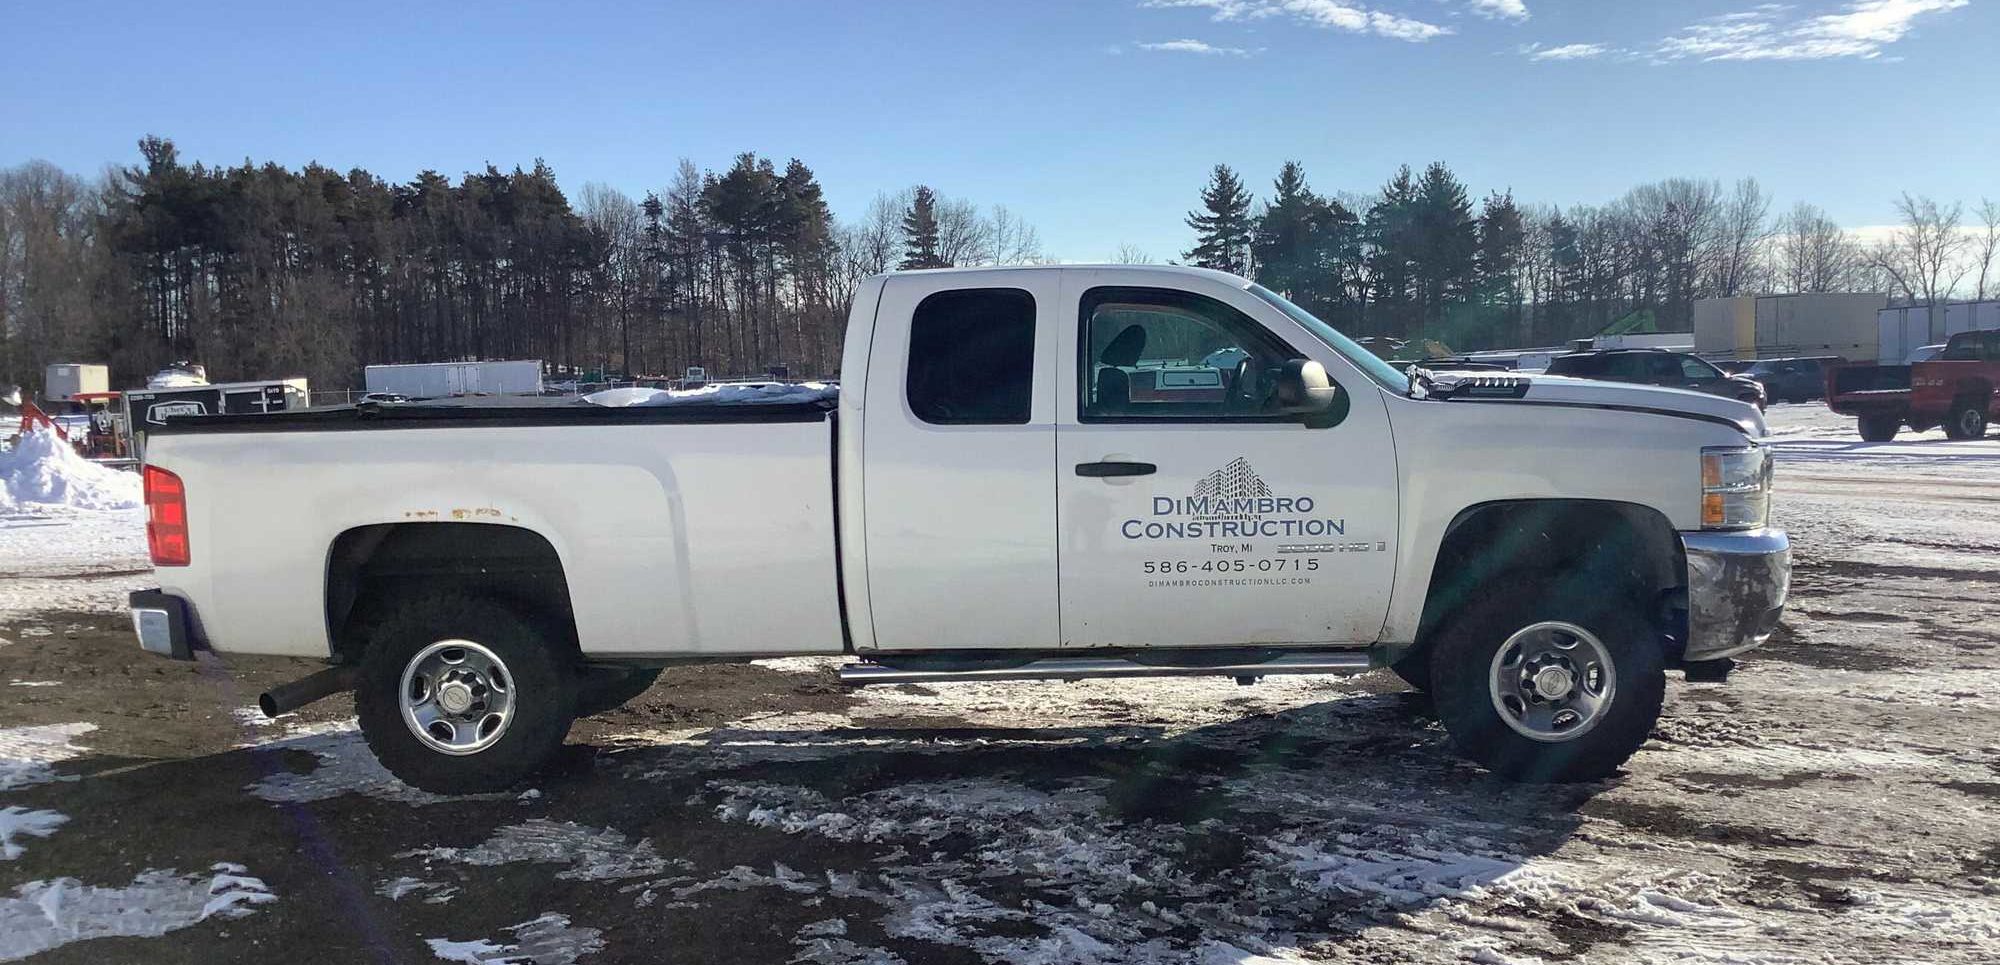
<box><xmin>1079</xmin><ymin>286</ymin><xmax>1301</xmax><ymax>422</ymax></box>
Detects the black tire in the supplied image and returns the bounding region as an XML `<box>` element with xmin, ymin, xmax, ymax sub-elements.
<box><xmin>575</xmin><ymin>667</ymin><xmax>663</xmax><ymax>718</ymax></box>
<box><xmin>1857</xmin><ymin>414</ymin><xmax>1900</xmax><ymax>443</ymax></box>
<box><xmin>1389</xmin><ymin>649</ymin><xmax>1430</xmax><ymax>692</ymax></box>
<box><xmin>1429</xmin><ymin>585</ymin><xmax>1665</xmax><ymax>783</ymax></box>
<box><xmin>1943</xmin><ymin>397</ymin><xmax>1988</xmax><ymax>441</ymax></box>
<box><xmin>356</xmin><ymin>595</ymin><xmax>576</xmax><ymax>794</ymax></box>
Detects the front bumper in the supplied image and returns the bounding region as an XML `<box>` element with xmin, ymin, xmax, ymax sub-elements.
<box><xmin>1680</xmin><ymin>529</ymin><xmax>1790</xmax><ymax>662</ymax></box>
<box><xmin>129</xmin><ymin>589</ymin><xmax>198</xmax><ymax>661</ymax></box>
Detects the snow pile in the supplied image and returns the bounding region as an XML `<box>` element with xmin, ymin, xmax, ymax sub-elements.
<box><xmin>0</xmin><ymin>722</ymin><xmax>96</xmax><ymax>791</ymax></box>
<box><xmin>427</xmin><ymin>912</ymin><xmax>604</xmax><ymax>965</ymax></box>
<box><xmin>0</xmin><ymin>807</ymin><xmax>67</xmax><ymax>860</ymax></box>
<box><xmin>0</xmin><ymin>863</ymin><xmax>275</xmax><ymax>961</ymax></box>
<box><xmin>582</xmin><ymin>381</ymin><xmax>837</xmax><ymax>408</ymax></box>
<box><xmin>402</xmin><ymin>818</ymin><xmax>680</xmax><ymax>881</ymax></box>
<box><xmin>0</xmin><ymin>428</ymin><xmax>141</xmax><ymax>514</ymax></box>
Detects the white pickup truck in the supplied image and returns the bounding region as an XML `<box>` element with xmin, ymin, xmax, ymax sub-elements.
<box><xmin>129</xmin><ymin>265</ymin><xmax>1789</xmax><ymax>792</ymax></box>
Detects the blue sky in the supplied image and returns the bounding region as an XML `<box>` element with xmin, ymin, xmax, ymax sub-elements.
<box><xmin>3</xmin><ymin>0</ymin><xmax>1993</xmax><ymax>261</ymax></box>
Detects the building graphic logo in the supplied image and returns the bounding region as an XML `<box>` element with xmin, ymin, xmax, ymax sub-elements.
<box><xmin>1121</xmin><ymin>457</ymin><xmax>1345</xmax><ymax>541</ymax></box>
<box><xmin>1191</xmin><ymin>457</ymin><xmax>1271</xmax><ymax>513</ymax></box>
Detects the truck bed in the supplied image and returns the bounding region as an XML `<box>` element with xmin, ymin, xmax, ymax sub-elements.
<box><xmin>1825</xmin><ymin>365</ymin><xmax>1912</xmax><ymax>415</ymax></box>
<box><xmin>140</xmin><ymin>397</ymin><xmax>846</xmax><ymax>659</ymax></box>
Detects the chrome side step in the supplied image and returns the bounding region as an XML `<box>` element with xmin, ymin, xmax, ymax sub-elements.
<box><xmin>837</xmin><ymin>651</ymin><xmax>1373</xmax><ymax>686</ymax></box>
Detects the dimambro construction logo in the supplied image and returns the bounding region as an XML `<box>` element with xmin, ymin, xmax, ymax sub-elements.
<box><xmin>1121</xmin><ymin>457</ymin><xmax>1346</xmax><ymax>541</ymax></box>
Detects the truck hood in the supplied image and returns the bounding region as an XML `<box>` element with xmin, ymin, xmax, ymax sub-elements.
<box><xmin>1419</xmin><ymin>371</ymin><xmax>1766</xmax><ymax>437</ymax></box>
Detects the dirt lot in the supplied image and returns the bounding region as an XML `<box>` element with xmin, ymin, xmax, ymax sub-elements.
<box><xmin>3</xmin><ymin>404</ymin><xmax>1998</xmax><ymax>964</ymax></box>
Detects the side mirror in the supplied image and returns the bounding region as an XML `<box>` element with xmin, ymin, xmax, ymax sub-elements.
<box><xmin>1276</xmin><ymin>359</ymin><xmax>1348</xmax><ymax>428</ymax></box>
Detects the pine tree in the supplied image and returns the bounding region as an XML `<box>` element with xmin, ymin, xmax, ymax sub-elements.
<box><xmin>899</xmin><ymin>186</ymin><xmax>946</xmax><ymax>269</ymax></box>
<box><xmin>1250</xmin><ymin>161</ymin><xmax>1357</xmax><ymax>318</ymax></box>
<box><xmin>1183</xmin><ymin>165</ymin><xmax>1253</xmax><ymax>275</ymax></box>
<box><xmin>1408</xmin><ymin>161</ymin><xmax>1478</xmax><ymax>337</ymax></box>
<box><xmin>1364</xmin><ymin>165</ymin><xmax>1420</xmax><ymax>336</ymax></box>
<box><xmin>1476</xmin><ymin>190</ymin><xmax>1526</xmax><ymax>335</ymax></box>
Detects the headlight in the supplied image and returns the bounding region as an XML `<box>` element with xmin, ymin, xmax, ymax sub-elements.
<box><xmin>1701</xmin><ymin>445</ymin><xmax>1772</xmax><ymax>530</ymax></box>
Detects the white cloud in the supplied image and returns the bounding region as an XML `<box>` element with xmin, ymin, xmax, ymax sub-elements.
<box><xmin>1657</xmin><ymin>0</ymin><xmax>1968</xmax><ymax>61</ymax></box>
<box><xmin>1522</xmin><ymin>42</ymin><xmax>1610</xmax><ymax>61</ymax></box>
<box><xmin>1469</xmin><ymin>0</ymin><xmax>1531</xmax><ymax>21</ymax></box>
<box><xmin>1137</xmin><ymin>38</ymin><xmax>1255</xmax><ymax>55</ymax></box>
<box><xmin>1139</xmin><ymin>0</ymin><xmax>1453</xmax><ymax>42</ymax></box>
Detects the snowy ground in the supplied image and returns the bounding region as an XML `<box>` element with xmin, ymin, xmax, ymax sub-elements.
<box><xmin>1</xmin><ymin>404</ymin><xmax>1997</xmax><ymax>963</ymax></box>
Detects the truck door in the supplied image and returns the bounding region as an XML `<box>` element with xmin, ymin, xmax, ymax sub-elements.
<box><xmin>861</xmin><ymin>273</ymin><xmax>1061</xmax><ymax>650</ymax></box>
<box><xmin>1055</xmin><ymin>273</ymin><xmax>1399</xmax><ymax>648</ymax></box>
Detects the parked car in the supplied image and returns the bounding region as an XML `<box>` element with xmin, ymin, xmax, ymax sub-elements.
<box><xmin>1545</xmin><ymin>349</ymin><xmax>1768</xmax><ymax>409</ymax></box>
<box><xmin>128</xmin><ymin>265</ymin><xmax>1788</xmax><ymax>793</ymax></box>
<box><xmin>1741</xmin><ymin>356</ymin><xmax>1844</xmax><ymax>403</ymax></box>
<box><xmin>1827</xmin><ymin>330</ymin><xmax>2000</xmax><ymax>441</ymax></box>
<box><xmin>1905</xmin><ymin>344</ymin><xmax>1947</xmax><ymax>364</ymax></box>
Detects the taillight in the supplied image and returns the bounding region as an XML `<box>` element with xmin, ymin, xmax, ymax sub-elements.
<box><xmin>144</xmin><ymin>465</ymin><xmax>190</xmax><ymax>566</ymax></box>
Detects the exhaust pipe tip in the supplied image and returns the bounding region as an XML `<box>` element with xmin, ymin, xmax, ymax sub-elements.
<box><xmin>258</xmin><ymin>666</ymin><xmax>358</xmax><ymax>718</ymax></box>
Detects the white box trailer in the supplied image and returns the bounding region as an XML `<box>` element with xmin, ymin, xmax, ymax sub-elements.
<box><xmin>1877</xmin><ymin>301</ymin><xmax>2000</xmax><ymax>363</ymax></box>
<box><xmin>364</xmin><ymin>360</ymin><xmax>543</xmax><ymax>399</ymax></box>
<box><xmin>44</xmin><ymin>363</ymin><xmax>110</xmax><ymax>401</ymax></box>
<box><xmin>1752</xmin><ymin>293</ymin><xmax>1886</xmax><ymax>361</ymax></box>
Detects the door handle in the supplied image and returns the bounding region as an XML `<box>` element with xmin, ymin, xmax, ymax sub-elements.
<box><xmin>1076</xmin><ymin>461</ymin><xmax>1157</xmax><ymax>478</ymax></box>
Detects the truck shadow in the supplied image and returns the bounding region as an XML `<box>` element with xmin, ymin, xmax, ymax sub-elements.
<box><xmin>8</xmin><ymin>691</ymin><xmax>1616</xmax><ymax>964</ymax></box>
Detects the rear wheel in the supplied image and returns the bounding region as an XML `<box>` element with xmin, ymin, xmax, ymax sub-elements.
<box><xmin>356</xmin><ymin>595</ymin><xmax>576</xmax><ymax>794</ymax></box>
<box><xmin>1857</xmin><ymin>413</ymin><xmax>1900</xmax><ymax>443</ymax></box>
<box><xmin>1430</xmin><ymin>587</ymin><xmax>1664</xmax><ymax>783</ymax></box>
<box><xmin>1944</xmin><ymin>397</ymin><xmax>1988</xmax><ymax>440</ymax></box>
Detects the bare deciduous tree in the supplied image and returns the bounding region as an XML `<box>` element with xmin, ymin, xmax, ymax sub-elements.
<box><xmin>1112</xmin><ymin>244</ymin><xmax>1155</xmax><ymax>264</ymax></box>
<box><xmin>988</xmin><ymin>205</ymin><xmax>1043</xmax><ymax>265</ymax></box>
<box><xmin>1775</xmin><ymin>202</ymin><xmax>1861</xmax><ymax>293</ymax></box>
<box><xmin>1871</xmin><ymin>193</ymin><xmax>1969</xmax><ymax>306</ymax></box>
<box><xmin>932</xmin><ymin>195</ymin><xmax>990</xmax><ymax>267</ymax></box>
<box><xmin>1710</xmin><ymin>178</ymin><xmax>1770</xmax><ymax>297</ymax></box>
<box><xmin>1974</xmin><ymin>198</ymin><xmax>1999</xmax><ymax>301</ymax></box>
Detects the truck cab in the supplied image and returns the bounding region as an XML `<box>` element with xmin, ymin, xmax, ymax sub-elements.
<box><xmin>130</xmin><ymin>265</ymin><xmax>1789</xmax><ymax>793</ymax></box>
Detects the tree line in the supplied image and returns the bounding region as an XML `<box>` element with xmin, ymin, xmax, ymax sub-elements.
<box><xmin>1180</xmin><ymin>161</ymin><xmax>2000</xmax><ymax>353</ymax></box>
<box><xmin>0</xmin><ymin>137</ymin><xmax>1042</xmax><ymax>394</ymax></box>
<box><xmin>5</xmin><ymin>137</ymin><xmax>1997</xmax><ymax>395</ymax></box>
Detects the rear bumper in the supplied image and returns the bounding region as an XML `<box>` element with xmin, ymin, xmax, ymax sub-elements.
<box><xmin>129</xmin><ymin>589</ymin><xmax>199</xmax><ymax>661</ymax></box>
<box><xmin>1680</xmin><ymin>529</ymin><xmax>1790</xmax><ymax>662</ymax></box>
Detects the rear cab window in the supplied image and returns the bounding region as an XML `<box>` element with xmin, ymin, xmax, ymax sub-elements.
<box><xmin>906</xmin><ymin>288</ymin><xmax>1037</xmax><ymax>424</ymax></box>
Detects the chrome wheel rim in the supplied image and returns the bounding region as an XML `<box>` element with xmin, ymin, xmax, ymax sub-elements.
<box><xmin>1960</xmin><ymin>410</ymin><xmax>1983</xmax><ymax>437</ymax></box>
<box><xmin>400</xmin><ymin>639</ymin><xmax>515</xmax><ymax>756</ymax></box>
<box><xmin>1488</xmin><ymin>621</ymin><xmax>1615</xmax><ymax>743</ymax></box>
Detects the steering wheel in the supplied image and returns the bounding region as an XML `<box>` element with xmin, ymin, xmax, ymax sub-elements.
<box><xmin>1230</xmin><ymin>357</ymin><xmax>1260</xmax><ymax>411</ymax></box>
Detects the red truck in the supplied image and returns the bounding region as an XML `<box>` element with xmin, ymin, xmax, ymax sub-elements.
<box><xmin>1827</xmin><ymin>330</ymin><xmax>1999</xmax><ymax>442</ymax></box>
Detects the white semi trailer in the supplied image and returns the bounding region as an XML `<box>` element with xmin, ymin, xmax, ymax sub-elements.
<box><xmin>364</xmin><ymin>360</ymin><xmax>544</xmax><ymax>399</ymax></box>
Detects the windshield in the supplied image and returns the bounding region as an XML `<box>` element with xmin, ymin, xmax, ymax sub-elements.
<box><xmin>1247</xmin><ymin>284</ymin><xmax>1410</xmax><ymax>392</ymax></box>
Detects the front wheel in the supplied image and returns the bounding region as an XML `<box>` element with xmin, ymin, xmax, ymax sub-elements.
<box><xmin>1857</xmin><ymin>413</ymin><xmax>1900</xmax><ymax>443</ymax></box>
<box><xmin>1430</xmin><ymin>591</ymin><xmax>1664</xmax><ymax>783</ymax></box>
<box><xmin>356</xmin><ymin>595</ymin><xmax>577</xmax><ymax>794</ymax></box>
